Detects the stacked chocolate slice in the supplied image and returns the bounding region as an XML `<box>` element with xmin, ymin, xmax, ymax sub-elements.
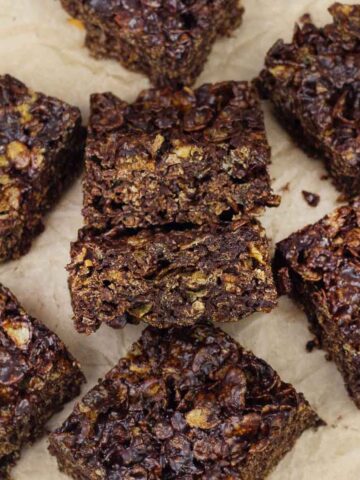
<box><xmin>67</xmin><ymin>81</ymin><xmax>280</xmax><ymax>333</ymax></box>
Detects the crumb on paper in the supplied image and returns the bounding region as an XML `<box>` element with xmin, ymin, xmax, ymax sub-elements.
<box><xmin>279</xmin><ymin>182</ymin><xmax>290</xmax><ymax>193</ymax></box>
<box><xmin>337</xmin><ymin>193</ymin><xmax>347</xmax><ymax>203</ymax></box>
<box><xmin>67</xmin><ymin>18</ymin><xmax>85</xmax><ymax>30</ymax></box>
<box><xmin>306</xmin><ymin>339</ymin><xmax>319</xmax><ymax>352</ymax></box>
<box><xmin>302</xmin><ymin>190</ymin><xmax>320</xmax><ymax>207</ymax></box>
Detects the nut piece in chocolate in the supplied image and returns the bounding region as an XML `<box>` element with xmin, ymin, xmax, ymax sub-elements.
<box><xmin>274</xmin><ymin>199</ymin><xmax>360</xmax><ymax>408</ymax></box>
<box><xmin>0</xmin><ymin>284</ymin><xmax>85</xmax><ymax>478</ymax></box>
<box><xmin>0</xmin><ymin>74</ymin><xmax>84</xmax><ymax>262</ymax></box>
<box><xmin>60</xmin><ymin>0</ymin><xmax>244</xmax><ymax>88</ymax></box>
<box><xmin>49</xmin><ymin>322</ymin><xmax>321</xmax><ymax>480</ymax></box>
<box><xmin>83</xmin><ymin>82</ymin><xmax>279</xmax><ymax>233</ymax></box>
<box><xmin>68</xmin><ymin>219</ymin><xmax>277</xmax><ymax>334</ymax></box>
<box><xmin>258</xmin><ymin>3</ymin><xmax>360</xmax><ymax>196</ymax></box>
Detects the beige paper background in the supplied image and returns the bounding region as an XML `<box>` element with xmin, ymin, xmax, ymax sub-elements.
<box><xmin>0</xmin><ymin>0</ymin><xmax>358</xmax><ymax>478</ymax></box>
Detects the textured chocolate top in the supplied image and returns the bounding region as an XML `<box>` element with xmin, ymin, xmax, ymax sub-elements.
<box><xmin>49</xmin><ymin>323</ymin><xmax>320</xmax><ymax>479</ymax></box>
<box><xmin>83</xmin><ymin>81</ymin><xmax>279</xmax><ymax>232</ymax></box>
<box><xmin>275</xmin><ymin>199</ymin><xmax>360</xmax><ymax>351</ymax></box>
<box><xmin>0</xmin><ymin>284</ymin><xmax>84</xmax><ymax>424</ymax></box>
<box><xmin>258</xmin><ymin>3</ymin><xmax>360</xmax><ymax>184</ymax></box>
<box><xmin>0</xmin><ymin>74</ymin><xmax>81</xmax><ymax>240</ymax></box>
<box><xmin>84</xmin><ymin>0</ymin><xmax>239</xmax><ymax>21</ymax></box>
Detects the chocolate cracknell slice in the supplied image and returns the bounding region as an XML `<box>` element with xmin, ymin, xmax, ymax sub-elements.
<box><xmin>0</xmin><ymin>283</ymin><xmax>85</xmax><ymax>478</ymax></box>
<box><xmin>83</xmin><ymin>81</ymin><xmax>279</xmax><ymax>233</ymax></box>
<box><xmin>258</xmin><ymin>3</ymin><xmax>360</xmax><ymax>196</ymax></box>
<box><xmin>60</xmin><ymin>0</ymin><xmax>244</xmax><ymax>88</ymax></box>
<box><xmin>49</xmin><ymin>322</ymin><xmax>322</xmax><ymax>480</ymax></box>
<box><xmin>274</xmin><ymin>199</ymin><xmax>360</xmax><ymax>408</ymax></box>
<box><xmin>0</xmin><ymin>74</ymin><xmax>84</xmax><ymax>262</ymax></box>
<box><xmin>68</xmin><ymin>218</ymin><xmax>277</xmax><ymax>334</ymax></box>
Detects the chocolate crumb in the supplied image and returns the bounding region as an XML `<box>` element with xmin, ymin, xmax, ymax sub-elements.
<box><xmin>280</xmin><ymin>182</ymin><xmax>290</xmax><ymax>192</ymax></box>
<box><xmin>306</xmin><ymin>340</ymin><xmax>317</xmax><ymax>352</ymax></box>
<box><xmin>302</xmin><ymin>191</ymin><xmax>320</xmax><ymax>207</ymax></box>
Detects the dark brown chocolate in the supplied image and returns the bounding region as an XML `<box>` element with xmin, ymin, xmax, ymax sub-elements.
<box><xmin>0</xmin><ymin>284</ymin><xmax>85</xmax><ymax>478</ymax></box>
<box><xmin>302</xmin><ymin>191</ymin><xmax>320</xmax><ymax>207</ymax></box>
<box><xmin>60</xmin><ymin>0</ymin><xmax>244</xmax><ymax>88</ymax></box>
<box><xmin>0</xmin><ymin>74</ymin><xmax>84</xmax><ymax>262</ymax></box>
<box><xmin>258</xmin><ymin>3</ymin><xmax>360</xmax><ymax>196</ymax></box>
<box><xmin>274</xmin><ymin>199</ymin><xmax>360</xmax><ymax>408</ymax></box>
<box><xmin>49</xmin><ymin>322</ymin><xmax>321</xmax><ymax>480</ymax></box>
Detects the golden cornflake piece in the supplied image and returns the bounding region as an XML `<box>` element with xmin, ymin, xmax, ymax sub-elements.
<box><xmin>67</xmin><ymin>17</ymin><xmax>85</xmax><ymax>30</ymax></box>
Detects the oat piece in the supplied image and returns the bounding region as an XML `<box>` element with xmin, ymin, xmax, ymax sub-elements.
<box><xmin>68</xmin><ymin>218</ymin><xmax>277</xmax><ymax>334</ymax></box>
<box><xmin>83</xmin><ymin>82</ymin><xmax>279</xmax><ymax>233</ymax></box>
<box><xmin>274</xmin><ymin>199</ymin><xmax>360</xmax><ymax>408</ymax></box>
<box><xmin>0</xmin><ymin>284</ymin><xmax>85</xmax><ymax>478</ymax></box>
<box><xmin>0</xmin><ymin>74</ymin><xmax>84</xmax><ymax>262</ymax></box>
<box><xmin>49</xmin><ymin>322</ymin><xmax>321</xmax><ymax>480</ymax></box>
<box><xmin>258</xmin><ymin>3</ymin><xmax>360</xmax><ymax>196</ymax></box>
<box><xmin>60</xmin><ymin>0</ymin><xmax>244</xmax><ymax>88</ymax></box>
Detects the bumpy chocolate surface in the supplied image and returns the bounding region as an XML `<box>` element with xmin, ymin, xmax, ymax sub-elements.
<box><xmin>258</xmin><ymin>3</ymin><xmax>360</xmax><ymax>196</ymax></box>
<box><xmin>68</xmin><ymin>218</ymin><xmax>277</xmax><ymax>334</ymax></box>
<box><xmin>0</xmin><ymin>74</ymin><xmax>84</xmax><ymax>262</ymax></box>
<box><xmin>83</xmin><ymin>82</ymin><xmax>279</xmax><ymax>233</ymax></box>
<box><xmin>274</xmin><ymin>199</ymin><xmax>360</xmax><ymax>408</ymax></box>
<box><xmin>49</xmin><ymin>323</ymin><xmax>321</xmax><ymax>480</ymax></box>
<box><xmin>0</xmin><ymin>284</ymin><xmax>85</xmax><ymax>478</ymax></box>
<box><xmin>60</xmin><ymin>0</ymin><xmax>244</xmax><ymax>88</ymax></box>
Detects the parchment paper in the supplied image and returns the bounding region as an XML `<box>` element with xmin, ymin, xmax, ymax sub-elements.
<box><xmin>0</xmin><ymin>1</ymin><xmax>358</xmax><ymax>478</ymax></box>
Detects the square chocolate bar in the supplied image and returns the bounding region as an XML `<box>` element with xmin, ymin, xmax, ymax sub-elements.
<box><xmin>60</xmin><ymin>0</ymin><xmax>244</xmax><ymax>87</ymax></box>
<box><xmin>49</xmin><ymin>323</ymin><xmax>321</xmax><ymax>479</ymax></box>
<box><xmin>83</xmin><ymin>81</ymin><xmax>279</xmax><ymax>233</ymax></box>
<box><xmin>0</xmin><ymin>284</ymin><xmax>85</xmax><ymax>478</ymax></box>
<box><xmin>68</xmin><ymin>219</ymin><xmax>277</xmax><ymax>333</ymax></box>
<box><xmin>258</xmin><ymin>4</ymin><xmax>360</xmax><ymax>196</ymax></box>
<box><xmin>0</xmin><ymin>74</ymin><xmax>84</xmax><ymax>262</ymax></box>
<box><xmin>274</xmin><ymin>199</ymin><xmax>360</xmax><ymax>407</ymax></box>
